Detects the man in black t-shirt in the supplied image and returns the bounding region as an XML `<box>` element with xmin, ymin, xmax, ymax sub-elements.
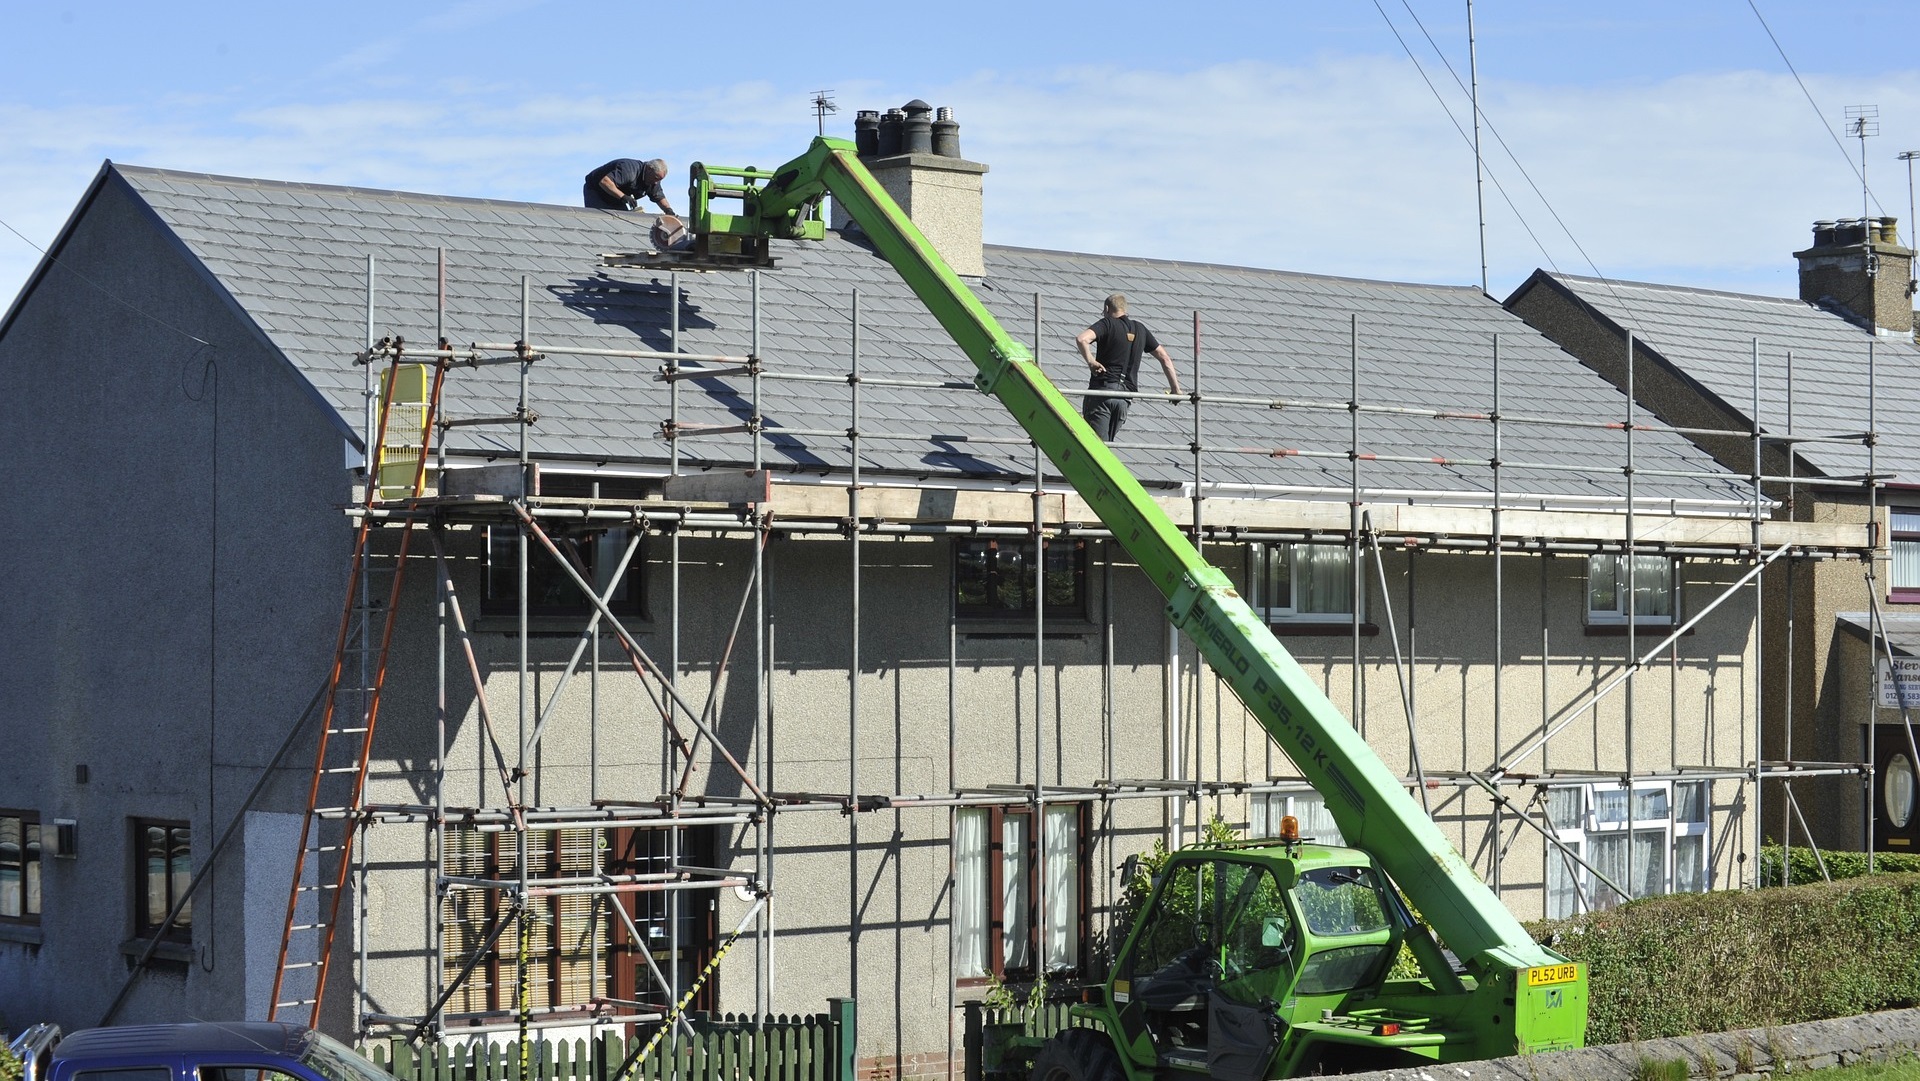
<box><xmin>584</xmin><ymin>158</ymin><xmax>675</xmax><ymax>214</ymax></box>
<box><xmin>1074</xmin><ymin>293</ymin><xmax>1182</xmax><ymax>440</ymax></box>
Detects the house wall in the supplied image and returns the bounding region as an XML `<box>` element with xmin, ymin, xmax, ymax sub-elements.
<box><xmin>344</xmin><ymin>522</ymin><xmax>1758</xmax><ymax>1074</ymax></box>
<box><xmin>1784</xmin><ymin>494</ymin><xmax>1919</xmax><ymax>851</ymax></box>
<box><xmin>1508</xmin><ymin>278</ymin><xmax>1890</xmax><ymax>855</ymax></box>
<box><xmin>0</xmin><ymin>178</ymin><xmax>354</xmax><ymax>1032</ymax></box>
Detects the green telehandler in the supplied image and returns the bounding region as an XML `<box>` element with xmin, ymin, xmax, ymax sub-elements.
<box><xmin>677</xmin><ymin>136</ymin><xmax>1588</xmax><ymax>1078</ymax></box>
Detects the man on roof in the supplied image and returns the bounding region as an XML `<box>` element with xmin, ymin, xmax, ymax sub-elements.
<box><xmin>584</xmin><ymin>158</ymin><xmax>675</xmax><ymax>215</ymax></box>
<box><xmin>1074</xmin><ymin>293</ymin><xmax>1182</xmax><ymax>441</ymax></box>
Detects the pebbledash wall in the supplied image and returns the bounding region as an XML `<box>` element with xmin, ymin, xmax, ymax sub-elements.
<box><xmin>339</xmin><ymin>515</ymin><xmax>1769</xmax><ymax>1076</ymax></box>
<box><xmin>0</xmin><ymin>175</ymin><xmax>351</xmax><ymax>1032</ymax></box>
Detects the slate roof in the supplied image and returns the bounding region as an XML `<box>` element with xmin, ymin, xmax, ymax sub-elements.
<box><xmin>80</xmin><ymin>164</ymin><xmax>1750</xmax><ymax>504</ymax></box>
<box><xmin>1518</xmin><ymin>272</ymin><xmax>1920</xmax><ymax>487</ymax></box>
<box><xmin>1837</xmin><ymin>612</ymin><xmax>1920</xmax><ymax>658</ymax></box>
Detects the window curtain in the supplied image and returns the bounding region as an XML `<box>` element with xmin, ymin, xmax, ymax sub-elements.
<box><xmin>1588</xmin><ymin>833</ymin><xmax>1628</xmax><ymax>909</ymax></box>
<box><xmin>1545</xmin><ymin>839</ymin><xmax>1582</xmax><ymax>919</ymax></box>
<box><xmin>1249</xmin><ymin>793</ymin><xmax>1275</xmax><ymax>838</ymax></box>
<box><xmin>1631</xmin><ymin>829</ymin><xmax>1666</xmax><ymax>898</ymax></box>
<box><xmin>1673</xmin><ymin>834</ymin><xmax>1705</xmax><ymax>894</ymax></box>
<box><xmin>1290</xmin><ymin>792</ymin><xmax>1346</xmax><ymax>845</ymax></box>
<box><xmin>953</xmin><ymin>809</ymin><xmax>988</xmax><ymax>977</ymax></box>
<box><xmin>1589</xmin><ymin>554</ymin><xmax>1673</xmax><ymax>617</ymax></box>
<box><xmin>1544</xmin><ymin>786</ymin><xmax>1583</xmax><ymax>830</ymax></box>
<box><xmin>1594</xmin><ymin>789</ymin><xmax>1629</xmax><ymax>826</ymax></box>
<box><xmin>0</xmin><ymin>818</ymin><xmax>21</xmax><ymax>918</ymax></box>
<box><xmin>1002</xmin><ymin>814</ymin><xmax>1031</xmax><ymax>970</ymax></box>
<box><xmin>1628</xmin><ymin>555</ymin><xmax>1672</xmax><ymax>617</ymax></box>
<box><xmin>1894</xmin><ymin>511</ymin><xmax>1920</xmax><ymax>588</ymax></box>
<box><xmin>1587</xmin><ymin>555</ymin><xmax>1618</xmax><ymax>615</ymax></box>
<box><xmin>1675</xmin><ymin>781</ymin><xmax>1707</xmax><ymax>823</ymax></box>
<box><xmin>1043</xmin><ymin>807</ymin><xmax>1078</xmax><ymax>971</ymax></box>
<box><xmin>1297</xmin><ymin>545</ymin><xmax>1352</xmax><ymax>615</ymax></box>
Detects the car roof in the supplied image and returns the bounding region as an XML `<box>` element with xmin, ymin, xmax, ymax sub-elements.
<box><xmin>53</xmin><ymin>1024</ymin><xmax>306</xmax><ymax>1064</ymax></box>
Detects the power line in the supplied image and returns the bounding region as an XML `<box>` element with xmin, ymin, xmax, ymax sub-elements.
<box><xmin>1369</xmin><ymin>0</ymin><xmax>1563</xmax><ymax>286</ymax></box>
<box><xmin>1745</xmin><ymin>0</ymin><xmax>1886</xmax><ymax>217</ymax></box>
<box><xmin>0</xmin><ymin>207</ymin><xmax>211</xmax><ymax>348</ymax></box>
<box><xmin>1392</xmin><ymin>0</ymin><xmax>1616</xmax><ymax>293</ymax></box>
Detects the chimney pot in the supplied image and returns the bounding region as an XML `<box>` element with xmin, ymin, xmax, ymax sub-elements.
<box><xmin>878</xmin><ymin>109</ymin><xmax>904</xmax><ymax>157</ymax></box>
<box><xmin>854</xmin><ymin>110</ymin><xmax>881</xmax><ymax>157</ymax></box>
<box><xmin>902</xmin><ymin>99</ymin><xmax>934</xmax><ymax>155</ymax></box>
<box><xmin>1881</xmin><ymin>217</ymin><xmax>1901</xmax><ymax>244</ymax></box>
<box><xmin>932</xmin><ymin>107</ymin><xmax>962</xmax><ymax>158</ymax></box>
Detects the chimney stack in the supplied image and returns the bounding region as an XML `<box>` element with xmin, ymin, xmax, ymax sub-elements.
<box><xmin>1794</xmin><ymin>216</ymin><xmax>1916</xmax><ymax>334</ymax></box>
<box><xmin>831</xmin><ymin>100</ymin><xmax>989</xmax><ymax>276</ymax></box>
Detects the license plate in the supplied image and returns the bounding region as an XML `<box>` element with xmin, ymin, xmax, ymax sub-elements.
<box><xmin>1527</xmin><ymin>964</ymin><xmax>1579</xmax><ymax>987</ymax></box>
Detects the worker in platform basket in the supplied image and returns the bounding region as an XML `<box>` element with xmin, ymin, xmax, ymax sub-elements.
<box><xmin>584</xmin><ymin>158</ymin><xmax>675</xmax><ymax>215</ymax></box>
<box><xmin>1074</xmin><ymin>292</ymin><xmax>1182</xmax><ymax>441</ymax></box>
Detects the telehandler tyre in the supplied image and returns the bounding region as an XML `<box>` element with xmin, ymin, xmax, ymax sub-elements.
<box><xmin>1028</xmin><ymin>1029</ymin><xmax>1123</xmax><ymax>1081</ymax></box>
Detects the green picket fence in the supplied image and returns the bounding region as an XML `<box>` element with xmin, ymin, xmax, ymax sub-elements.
<box><xmin>372</xmin><ymin>1001</ymin><xmax>855</xmax><ymax>1081</ymax></box>
<box><xmin>962</xmin><ymin>997</ymin><xmax>1088</xmax><ymax>1081</ymax></box>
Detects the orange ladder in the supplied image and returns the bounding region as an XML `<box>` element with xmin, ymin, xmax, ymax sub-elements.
<box><xmin>269</xmin><ymin>343</ymin><xmax>445</xmax><ymax>1028</ymax></box>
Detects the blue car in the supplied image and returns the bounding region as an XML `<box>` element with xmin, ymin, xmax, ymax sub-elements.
<box><xmin>8</xmin><ymin>1022</ymin><xmax>389</xmax><ymax>1081</ymax></box>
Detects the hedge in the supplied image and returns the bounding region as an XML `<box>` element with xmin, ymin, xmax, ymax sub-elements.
<box><xmin>1759</xmin><ymin>843</ymin><xmax>1920</xmax><ymax>886</ymax></box>
<box><xmin>1529</xmin><ymin>870</ymin><xmax>1920</xmax><ymax>1043</ymax></box>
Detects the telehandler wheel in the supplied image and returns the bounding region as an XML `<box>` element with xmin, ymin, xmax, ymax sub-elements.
<box><xmin>1028</xmin><ymin>1029</ymin><xmax>1123</xmax><ymax>1081</ymax></box>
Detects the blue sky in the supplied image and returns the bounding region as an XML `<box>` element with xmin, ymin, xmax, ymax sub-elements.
<box><xmin>4</xmin><ymin>2</ymin><xmax>1919</xmax><ymax>304</ymax></box>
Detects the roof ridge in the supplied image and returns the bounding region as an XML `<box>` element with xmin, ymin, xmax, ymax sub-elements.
<box><xmin>983</xmin><ymin>237</ymin><xmax>1489</xmax><ymax>293</ymax></box>
<box><xmin>113</xmin><ymin>163</ymin><xmax>1485</xmax><ymax>294</ymax></box>
<box><xmin>1546</xmin><ymin>270</ymin><xmax>1806</xmax><ymax>306</ymax></box>
<box><xmin>111</xmin><ymin>161</ymin><xmax>616</xmax><ymax>216</ymax></box>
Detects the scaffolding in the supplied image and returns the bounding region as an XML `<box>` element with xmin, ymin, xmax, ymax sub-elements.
<box><xmin>299</xmin><ymin>253</ymin><xmax>1884</xmax><ymax>1062</ymax></box>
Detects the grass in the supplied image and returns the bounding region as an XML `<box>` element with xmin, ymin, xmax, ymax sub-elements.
<box><xmin>1634</xmin><ymin>1057</ymin><xmax>1688</xmax><ymax>1081</ymax></box>
<box><xmin>1810</xmin><ymin>1056</ymin><xmax>1920</xmax><ymax>1079</ymax></box>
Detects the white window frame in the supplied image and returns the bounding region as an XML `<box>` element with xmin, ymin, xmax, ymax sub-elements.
<box><xmin>1541</xmin><ymin>780</ymin><xmax>1710</xmax><ymax>918</ymax></box>
<box><xmin>1586</xmin><ymin>553</ymin><xmax>1677</xmax><ymax>626</ymax></box>
<box><xmin>1249</xmin><ymin>789</ymin><xmax>1346</xmax><ymax>846</ymax></box>
<box><xmin>1252</xmin><ymin>543</ymin><xmax>1360</xmax><ymax>623</ymax></box>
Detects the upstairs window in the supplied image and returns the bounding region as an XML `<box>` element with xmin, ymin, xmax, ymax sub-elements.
<box><xmin>1587</xmin><ymin>554</ymin><xmax>1675</xmax><ymax>626</ymax></box>
<box><xmin>954</xmin><ymin>538</ymin><xmax>1088</xmax><ymax>622</ymax></box>
<box><xmin>484</xmin><ymin>527</ymin><xmax>646</xmax><ymax>621</ymax></box>
<box><xmin>1892</xmin><ymin>509</ymin><xmax>1920</xmax><ymax>602</ymax></box>
<box><xmin>1253</xmin><ymin>543</ymin><xmax>1357</xmax><ymax>623</ymax></box>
